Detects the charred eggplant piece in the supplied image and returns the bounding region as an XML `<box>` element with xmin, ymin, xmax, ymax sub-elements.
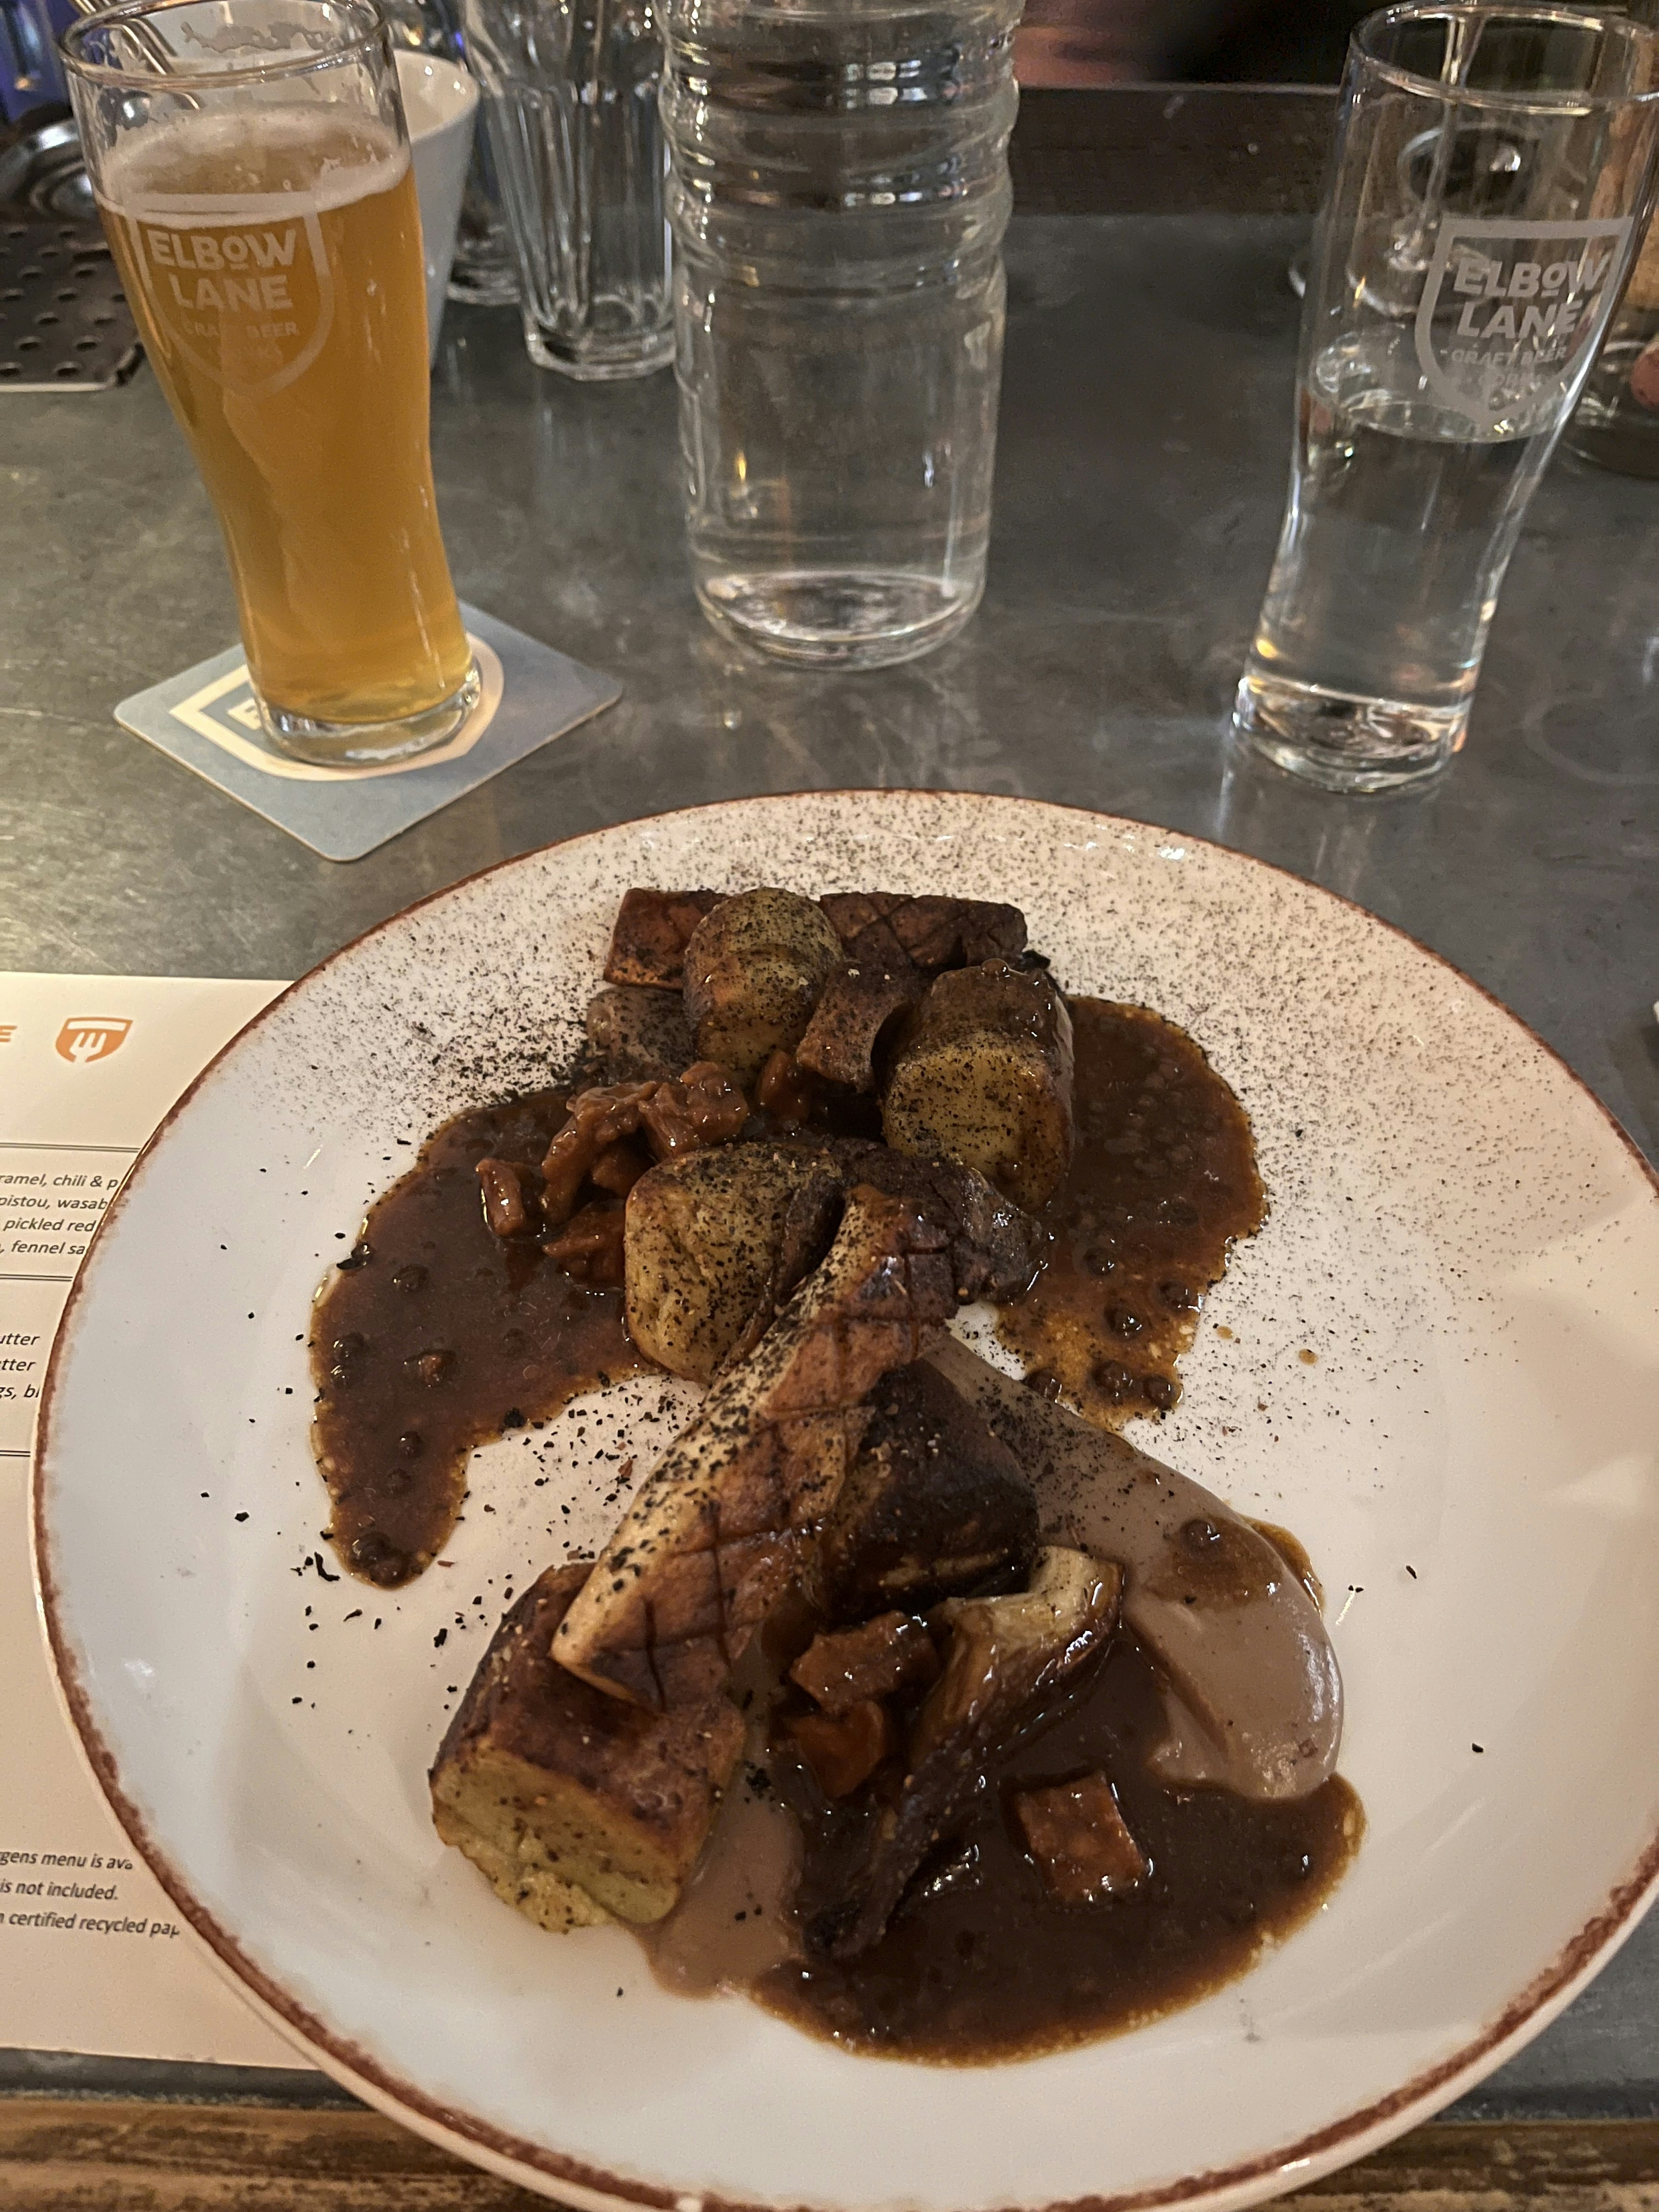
<box><xmin>682</xmin><ymin>888</ymin><xmax>845</xmax><ymax>1082</ymax></box>
<box><xmin>554</xmin><ymin>1186</ymin><xmax>961</xmax><ymax>1712</ymax></box>
<box><xmin>810</xmin><ymin>1361</ymin><xmax>1040</xmax><ymax>1621</ymax></box>
<box><xmin>624</xmin><ymin>1139</ymin><xmax>1044</xmax><ymax>1383</ymax></box>
<box><xmin>430</xmin><ymin>1563</ymin><xmax>744</xmax><ymax>1930</ymax></box>
<box><xmin>882</xmin><ymin>960</ymin><xmax>1075</xmax><ymax>1213</ymax></box>
<box><xmin>807</xmin><ymin>1548</ymin><xmax>1121</xmax><ymax>1959</ymax></box>
<box><xmin>819</xmin><ymin>894</ymin><xmax>1026</xmax><ymax>973</ymax></box>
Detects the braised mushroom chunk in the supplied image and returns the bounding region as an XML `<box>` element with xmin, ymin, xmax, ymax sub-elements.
<box><xmin>604</xmin><ymin>888</ymin><xmax>723</xmax><ymax>988</ymax></box>
<box><xmin>789</xmin><ymin>1612</ymin><xmax>941</xmax><ymax>1714</ymax></box>
<box><xmin>810</xmin><ymin>1360</ymin><xmax>1040</xmax><ymax>1620</ymax></box>
<box><xmin>584</xmin><ymin>984</ymin><xmax>696</xmax><ymax>1084</ymax></box>
<box><xmin>1011</xmin><ymin>1774</ymin><xmax>1148</xmax><ymax>1904</ymax></box>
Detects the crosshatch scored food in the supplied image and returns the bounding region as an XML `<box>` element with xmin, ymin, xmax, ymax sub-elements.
<box><xmin>309</xmin><ymin>886</ymin><xmax>1361</xmax><ymax>2062</ymax></box>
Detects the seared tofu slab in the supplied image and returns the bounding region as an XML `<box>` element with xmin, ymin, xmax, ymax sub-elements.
<box><xmin>431</xmin><ymin>1563</ymin><xmax>743</xmax><ymax>1929</ymax></box>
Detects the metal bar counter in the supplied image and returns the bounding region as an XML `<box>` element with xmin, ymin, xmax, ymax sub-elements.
<box><xmin>0</xmin><ymin>115</ymin><xmax>1656</xmax><ymax>2200</ymax></box>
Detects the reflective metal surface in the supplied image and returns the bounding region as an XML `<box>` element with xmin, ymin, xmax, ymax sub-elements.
<box><xmin>0</xmin><ymin>210</ymin><xmax>1654</xmax><ymax>2111</ymax></box>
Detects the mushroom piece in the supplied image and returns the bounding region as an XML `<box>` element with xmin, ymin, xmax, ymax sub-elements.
<box><xmin>818</xmin><ymin>893</ymin><xmax>1027</xmax><ymax>973</ymax></box>
<box><xmin>789</xmin><ymin>1612</ymin><xmax>941</xmax><ymax>1715</ymax></box>
<box><xmin>810</xmin><ymin>1360</ymin><xmax>1040</xmax><ymax>1621</ymax></box>
<box><xmin>1012</xmin><ymin>1773</ymin><xmax>1148</xmax><ymax>1903</ymax></box>
<box><xmin>804</xmin><ymin>1547</ymin><xmax>1122</xmax><ymax>1960</ymax></box>
<box><xmin>583</xmin><ymin>985</ymin><xmax>696</xmax><ymax>1084</ymax></box>
<box><xmin>604</xmin><ymin>890</ymin><xmax>722</xmax><ymax>988</ymax></box>
<box><xmin>539</xmin><ymin>1064</ymin><xmax>748</xmax><ymax>1230</ymax></box>
<box><xmin>795</xmin><ymin>959</ymin><xmax>924</xmax><ymax>1092</ymax></box>
<box><xmin>927</xmin><ymin>1335</ymin><xmax>1344</xmax><ymax>1802</ymax></box>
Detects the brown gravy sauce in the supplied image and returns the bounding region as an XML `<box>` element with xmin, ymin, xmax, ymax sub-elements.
<box><xmin>308</xmin><ymin>1091</ymin><xmax>641</xmax><ymax>1586</ymax></box>
<box><xmin>310</xmin><ymin>991</ymin><xmax>1356</xmax><ymax>2060</ymax></box>
<box><xmin>741</xmin><ymin>1634</ymin><xmax>1361</xmax><ymax>2063</ymax></box>
<box><xmin>996</xmin><ymin>999</ymin><xmax>1266</xmax><ymax>1428</ymax></box>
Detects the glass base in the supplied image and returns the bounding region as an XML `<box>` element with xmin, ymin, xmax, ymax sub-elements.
<box><xmin>695</xmin><ymin>566</ymin><xmax>984</xmax><ymax>670</ymax></box>
<box><xmin>447</xmin><ymin>261</ymin><xmax>519</xmax><ymax>308</ymax></box>
<box><xmin>524</xmin><ymin>321</ymin><xmax>674</xmax><ymax>381</ymax></box>
<box><xmin>258</xmin><ymin>658</ymin><xmax>482</xmax><ymax>769</ymax></box>
<box><xmin>1231</xmin><ymin>668</ymin><xmax>1464</xmax><ymax>794</ymax></box>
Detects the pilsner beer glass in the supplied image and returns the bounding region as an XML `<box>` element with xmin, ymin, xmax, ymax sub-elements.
<box><xmin>64</xmin><ymin>0</ymin><xmax>480</xmax><ymax>767</ymax></box>
<box><xmin>1233</xmin><ymin>5</ymin><xmax>1659</xmax><ymax>794</ymax></box>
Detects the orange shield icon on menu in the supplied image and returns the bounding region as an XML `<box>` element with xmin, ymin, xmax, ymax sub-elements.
<box><xmin>56</xmin><ymin>1017</ymin><xmax>132</xmax><ymax>1065</ymax></box>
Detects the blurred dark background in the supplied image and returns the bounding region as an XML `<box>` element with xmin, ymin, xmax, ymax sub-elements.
<box><xmin>1014</xmin><ymin>0</ymin><xmax>1377</xmax><ymax>89</ymax></box>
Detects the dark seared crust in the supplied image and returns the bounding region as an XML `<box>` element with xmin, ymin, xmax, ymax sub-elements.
<box><xmin>883</xmin><ymin>960</ymin><xmax>1076</xmax><ymax>1211</ymax></box>
<box><xmin>556</xmin><ymin>1187</ymin><xmax>961</xmax><ymax>1712</ymax></box>
<box><xmin>583</xmin><ymin>986</ymin><xmax>696</xmax><ymax>1084</ymax></box>
<box><xmin>623</xmin><ymin>1138</ymin><xmax>1045</xmax><ymax>1384</ymax></box>
<box><xmin>795</xmin><ymin>960</ymin><xmax>925</xmax><ymax>1091</ymax></box>
<box><xmin>811</xmin><ymin>1361</ymin><xmax>1040</xmax><ymax>1621</ymax></box>
<box><xmin>601</xmin><ymin>890</ymin><xmax>1024</xmax><ymax>990</ymax></box>
<box><xmin>603</xmin><ymin>890</ymin><xmax>722</xmax><ymax>988</ymax></box>
<box><xmin>818</xmin><ymin>894</ymin><xmax>1027</xmax><ymax>973</ymax></box>
<box><xmin>430</xmin><ymin>1563</ymin><xmax>743</xmax><ymax>1926</ymax></box>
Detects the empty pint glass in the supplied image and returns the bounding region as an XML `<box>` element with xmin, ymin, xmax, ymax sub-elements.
<box><xmin>1233</xmin><ymin>5</ymin><xmax>1659</xmax><ymax>793</ymax></box>
<box><xmin>64</xmin><ymin>0</ymin><xmax>480</xmax><ymax>767</ymax></box>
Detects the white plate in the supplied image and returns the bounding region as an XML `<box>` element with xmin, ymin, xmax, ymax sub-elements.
<box><xmin>34</xmin><ymin>792</ymin><xmax>1659</xmax><ymax>2212</ymax></box>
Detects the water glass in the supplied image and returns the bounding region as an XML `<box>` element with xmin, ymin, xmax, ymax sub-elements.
<box><xmin>462</xmin><ymin>0</ymin><xmax>672</xmax><ymax>378</ymax></box>
<box><xmin>377</xmin><ymin>0</ymin><xmax>520</xmax><ymax>305</ymax></box>
<box><xmin>1234</xmin><ymin>3</ymin><xmax>1659</xmax><ymax>794</ymax></box>
<box><xmin>662</xmin><ymin>0</ymin><xmax>1019</xmax><ymax>668</ymax></box>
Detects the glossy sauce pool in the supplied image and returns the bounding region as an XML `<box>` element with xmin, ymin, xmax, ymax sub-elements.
<box><xmin>756</xmin><ymin>1634</ymin><xmax>1361</xmax><ymax>2061</ymax></box>
<box><xmin>310</xmin><ymin>995</ymin><xmax>1356</xmax><ymax>2060</ymax></box>
<box><xmin>309</xmin><ymin>1090</ymin><xmax>641</xmax><ymax>1586</ymax></box>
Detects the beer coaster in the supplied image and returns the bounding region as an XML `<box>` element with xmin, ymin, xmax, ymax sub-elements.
<box><xmin>114</xmin><ymin>604</ymin><xmax>621</xmax><ymax>863</ymax></box>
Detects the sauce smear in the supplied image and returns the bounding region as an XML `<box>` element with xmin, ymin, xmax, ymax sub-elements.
<box><xmin>310</xmin><ymin>1091</ymin><xmax>641</xmax><ymax>1586</ymax></box>
<box><xmin>996</xmin><ymin>1000</ymin><xmax>1266</xmax><ymax>1427</ymax></box>
<box><xmin>755</xmin><ymin>1634</ymin><xmax>1361</xmax><ymax>2062</ymax></box>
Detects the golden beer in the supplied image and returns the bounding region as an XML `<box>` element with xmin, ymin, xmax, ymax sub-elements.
<box><xmin>100</xmin><ymin>112</ymin><xmax>473</xmax><ymax>734</ymax></box>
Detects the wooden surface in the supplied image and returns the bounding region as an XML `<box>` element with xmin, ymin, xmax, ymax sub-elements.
<box><xmin>0</xmin><ymin>2107</ymin><xmax>1654</xmax><ymax>2212</ymax></box>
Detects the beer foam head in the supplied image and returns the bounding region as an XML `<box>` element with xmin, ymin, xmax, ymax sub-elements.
<box><xmin>101</xmin><ymin>107</ymin><xmax>407</xmax><ymax>223</ymax></box>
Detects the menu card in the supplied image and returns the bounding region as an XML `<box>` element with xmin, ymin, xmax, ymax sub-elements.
<box><xmin>1</xmin><ymin>971</ymin><xmax>305</xmax><ymax>2065</ymax></box>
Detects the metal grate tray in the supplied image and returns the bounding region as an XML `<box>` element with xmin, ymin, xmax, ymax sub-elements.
<box><xmin>0</xmin><ymin>216</ymin><xmax>140</xmax><ymax>390</ymax></box>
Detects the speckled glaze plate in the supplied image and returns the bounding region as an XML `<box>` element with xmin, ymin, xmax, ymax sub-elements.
<box><xmin>33</xmin><ymin>792</ymin><xmax>1659</xmax><ymax>2212</ymax></box>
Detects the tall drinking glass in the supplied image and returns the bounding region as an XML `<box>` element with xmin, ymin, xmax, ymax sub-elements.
<box><xmin>463</xmin><ymin>0</ymin><xmax>672</xmax><ymax>378</ymax></box>
<box><xmin>64</xmin><ymin>0</ymin><xmax>480</xmax><ymax>767</ymax></box>
<box><xmin>1233</xmin><ymin>4</ymin><xmax>1659</xmax><ymax>794</ymax></box>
